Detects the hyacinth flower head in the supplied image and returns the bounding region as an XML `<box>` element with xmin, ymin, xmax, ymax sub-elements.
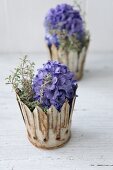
<box><xmin>45</xmin><ymin>3</ymin><xmax>84</xmax><ymax>35</ymax></box>
<box><xmin>44</xmin><ymin>3</ymin><xmax>87</xmax><ymax>50</ymax></box>
<box><xmin>32</xmin><ymin>61</ymin><xmax>77</xmax><ymax>111</ymax></box>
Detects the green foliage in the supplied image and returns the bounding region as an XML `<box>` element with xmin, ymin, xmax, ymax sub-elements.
<box><xmin>5</xmin><ymin>56</ymin><xmax>38</xmax><ymax>112</ymax></box>
<box><xmin>50</xmin><ymin>28</ymin><xmax>90</xmax><ymax>53</ymax></box>
<box><xmin>59</xmin><ymin>34</ymin><xmax>82</xmax><ymax>53</ymax></box>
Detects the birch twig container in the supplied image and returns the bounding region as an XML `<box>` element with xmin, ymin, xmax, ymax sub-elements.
<box><xmin>16</xmin><ymin>95</ymin><xmax>76</xmax><ymax>149</ymax></box>
<box><xmin>6</xmin><ymin>57</ymin><xmax>78</xmax><ymax>149</ymax></box>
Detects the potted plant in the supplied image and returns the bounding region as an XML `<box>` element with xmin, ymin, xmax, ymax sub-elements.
<box><xmin>6</xmin><ymin>56</ymin><xmax>78</xmax><ymax>149</ymax></box>
<box><xmin>44</xmin><ymin>3</ymin><xmax>90</xmax><ymax>80</ymax></box>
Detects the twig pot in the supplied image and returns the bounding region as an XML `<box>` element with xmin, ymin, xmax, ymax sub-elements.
<box><xmin>16</xmin><ymin>94</ymin><xmax>76</xmax><ymax>149</ymax></box>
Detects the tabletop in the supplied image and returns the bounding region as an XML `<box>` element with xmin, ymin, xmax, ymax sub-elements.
<box><xmin>0</xmin><ymin>52</ymin><xmax>113</xmax><ymax>170</ymax></box>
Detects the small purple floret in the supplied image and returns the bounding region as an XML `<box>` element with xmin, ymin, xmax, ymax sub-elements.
<box><xmin>45</xmin><ymin>34</ymin><xmax>60</xmax><ymax>48</ymax></box>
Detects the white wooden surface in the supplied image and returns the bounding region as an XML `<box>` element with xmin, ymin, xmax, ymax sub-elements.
<box><xmin>0</xmin><ymin>52</ymin><xmax>113</xmax><ymax>170</ymax></box>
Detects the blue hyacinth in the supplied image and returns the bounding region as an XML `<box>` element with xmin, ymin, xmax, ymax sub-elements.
<box><xmin>32</xmin><ymin>61</ymin><xmax>77</xmax><ymax>111</ymax></box>
<box><xmin>44</xmin><ymin>3</ymin><xmax>84</xmax><ymax>47</ymax></box>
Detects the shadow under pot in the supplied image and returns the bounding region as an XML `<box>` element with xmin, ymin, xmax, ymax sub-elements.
<box><xmin>16</xmin><ymin>94</ymin><xmax>76</xmax><ymax>150</ymax></box>
<box><xmin>48</xmin><ymin>39</ymin><xmax>90</xmax><ymax>80</ymax></box>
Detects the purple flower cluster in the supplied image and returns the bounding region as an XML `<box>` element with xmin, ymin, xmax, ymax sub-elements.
<box><xmin>44</xmin><ymin>4</ymin><xmax>84</xmax><ymax>46</ymax></box>
<box><xmin>32</xmin><ymin>61</ymin><xmax>77</xmax><ymax>111</ymax></box>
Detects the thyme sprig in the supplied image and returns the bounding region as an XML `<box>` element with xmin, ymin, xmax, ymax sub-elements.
<box><xmin>6</xmin><ymin>56</ymin><xmax>38</xmax><ymax>111</ymax></box>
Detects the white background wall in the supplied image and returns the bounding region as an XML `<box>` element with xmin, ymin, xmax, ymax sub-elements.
<box><xmin>0</xmin><ymin>0</ymin><xmax>113</xmax><ymax>53</ymax></box>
